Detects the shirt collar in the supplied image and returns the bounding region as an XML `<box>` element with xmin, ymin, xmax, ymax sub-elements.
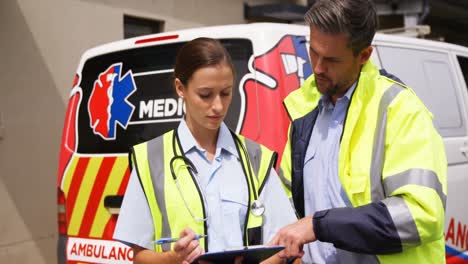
<box><xmin>318</xmin><ymin>81</ymin><xmax>357</xmax><ymax>111</ymax></box>
<box><xmin>177</xmin><ymin>119</ymin><xmax>239</xmax><ymax>158</ymax></box>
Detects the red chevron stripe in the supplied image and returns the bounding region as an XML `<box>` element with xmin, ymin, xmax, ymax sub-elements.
<box><xmin>118</xmin><ymin>167</ymin><xmax>131</xmax><ymax>195</ymax></box>
<box><xmin>103</xmin><ymin>215</ymin><xmax>119</xmax><ymax>240</ymax></box>
<box><xmin>102</xmin><ymin>167</ymin><xmax>131</xmax><ymax>239</ymax></box>
<box><xmin>79</xmin><ymin>157</ymin><xmax>117</xmax><ymax>237</ymax></box>
<box><xmin>67</xmin><ymin>158</ymin><xmax>90</xmax><ymax>228</ymax></box>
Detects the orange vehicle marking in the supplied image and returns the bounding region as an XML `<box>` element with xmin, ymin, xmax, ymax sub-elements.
<box><xmin>68</xmin><ymin>157</ymin><xmax>103</xmax><ymax>235</ymax></box>
<box><xmin>90</xmin><ymin>157</ymin><xmax>129</xmax><ymax>238</ymax></box>
<box><xmin>79</xmin><ymin>157</ymin><xmax>117</xmax><ymax>237</ymax></box>
<box><xmin>102</xmin><ymin>167</ymin><xmax>131</xmax><ymax>239</ymax></box>
<box><xmin>66</xmin><ymin>157</ymin><xmax>90</xmax><ymax>229</ymax></box>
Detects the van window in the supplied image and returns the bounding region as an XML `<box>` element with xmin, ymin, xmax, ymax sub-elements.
<box><xmin>376</xmin><ymin>46</ymin><xmax>465</xmax><ymax>137</ymax></box>
<box><xmin>124</xmin><ymin>15</ymin><xmax>164</xmax><ymax>39</ymax></box>
<box><xmin>77</xmin><ymin>39</ymin><xmax>253</xmax><ymax>154</ymax></box>
<box><xmin>457</xmin><ymin>56</ymin><xmax>468</xmax><ymax>90</ymax></box>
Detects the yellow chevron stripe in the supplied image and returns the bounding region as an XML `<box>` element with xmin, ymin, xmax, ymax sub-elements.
<box><xmin>89</xmin><ymin>156</ymin><xmax>129</xmax><ymax>237</ymax></box>
<box><xmin>62</xmin><ymin>156</ymin><xmax>79</xmax><ymax>196</ymax></box>
<box><xmin>68</xmin><ymin>157</ymin><xmax>103</xmax><ymax>236</ymax></box>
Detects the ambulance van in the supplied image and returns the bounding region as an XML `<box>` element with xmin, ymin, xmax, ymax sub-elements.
<box><xmin>57</xmin><ymin>23</ymin><xmax>468</xmax><ymax>263</ymax></box>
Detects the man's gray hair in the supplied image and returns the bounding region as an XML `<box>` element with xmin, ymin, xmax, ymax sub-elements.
<box><xmin>305</xmin><ymin>0</ymin><xmax>378</xmax><ymax>55</ymax></box>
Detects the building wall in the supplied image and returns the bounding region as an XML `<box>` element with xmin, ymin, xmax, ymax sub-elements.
<box><xmin>0</xmin><ymin>1</ymin><xmax>62</xmax><ymax>262</ymax></box>
<box><xmin>0</xmin><ymin>0</ymin><xmax>281</xmax><ymax>263</ymax></box>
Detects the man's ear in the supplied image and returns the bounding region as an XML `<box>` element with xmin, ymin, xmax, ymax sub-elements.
<box><xmin>359</xmin><ymin>46</ymin><xmax>373</xmax><ymax>65</ymax></box>
<box><xmin>174</xmin><ymin>78</ymin><xmax>185</xmax><ymax>98</ymax></box>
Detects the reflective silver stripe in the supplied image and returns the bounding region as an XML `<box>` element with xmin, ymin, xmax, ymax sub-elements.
<box><xmin>288</xmin><ymin>197</ymin><xmax>295</xmax><ymax>210</ymax></box>
<box><xmin>370</xmin><ymin>84</ymin><xmax>405</xmax><ymax>202</ymax></box>
<box><xmin>336</xmin><ymin>249</ymin><xmax>379</xmax><ymax>264</ymax></box>
<box><xmin>383</xmin><ymin>169</ymin><xmax>446</xmax><ymax>208</ymax></box>
<box><xmin>381</xmin><ymin>196</ymin><xmax>421</xmax><ymax>247</ymax></box>
<box><xmin>244</xmin><ymin>138</ymin><xmax>261</xmax><ymax>179</ymax></box>
<box><xmin>147</xmin><ymin>137</ymin><xmax>172</xmax><ymax>251</ymax></box>
<box><xmin>277</xmin><ymin>167</ymin><xmax>292</xmax><ymax>190</ymax></box>
<box><xmin>369</xmin><ymin>84</ymin><xmax>421</xmax><ymax>248</ymax></box>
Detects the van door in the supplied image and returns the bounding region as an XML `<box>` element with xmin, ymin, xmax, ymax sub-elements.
<box><xmin>445</xmin><ymin>53</ymin><xmax>468</xmax><ymax>261</ymax></box>
<box><xmin>375</xmin><ymin>44</ymin><xmax>468</xmax><ymax>261</ymax></box>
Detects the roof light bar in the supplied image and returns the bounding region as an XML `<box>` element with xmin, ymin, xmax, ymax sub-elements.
<box><xmin>135</xmin><ymin>34</ymin><xmax>179</xmax><ymax>45</ymax></box>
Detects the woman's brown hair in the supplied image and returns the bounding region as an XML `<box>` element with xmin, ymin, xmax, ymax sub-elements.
<box><xmin>174</xmin><ymin>37</ymin><xmax>235</xmax><ymax>86</ymax></box>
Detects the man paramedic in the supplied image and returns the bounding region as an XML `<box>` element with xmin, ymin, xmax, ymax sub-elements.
<box><xmin>270</xmin><ymin>0</ymin><xmax>447</xmax><ymax>263</ymax></box>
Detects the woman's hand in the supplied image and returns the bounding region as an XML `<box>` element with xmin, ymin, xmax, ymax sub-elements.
<box><xmin>173</xmin><ymin>228</ymin><xmax>205</xmax><ymax>264</ymax></box>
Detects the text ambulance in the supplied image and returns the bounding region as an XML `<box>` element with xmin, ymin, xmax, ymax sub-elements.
<box><xmin>57</xmin><ymin>23</ymin><xmax>468</xmax><ymax>263</ymax></box>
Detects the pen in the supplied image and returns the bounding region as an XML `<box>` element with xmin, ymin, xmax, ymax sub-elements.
<box><xmin>153</xmin><ymin>234</ymin><xmax>207</xmax><ymax>245</ymax></box>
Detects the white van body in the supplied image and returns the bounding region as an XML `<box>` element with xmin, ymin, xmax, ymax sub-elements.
<box><xmin>57</xmin><ymin>23</ymin><xmax>468</xmax><ymax>263</ymax></box>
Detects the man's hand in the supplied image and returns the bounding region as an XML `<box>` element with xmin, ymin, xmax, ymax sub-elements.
<box><xmin>268</xmin><ymin>216</ymin><xmax>316</xmax><ymax>259</ymax></box>
<box><xmin>173</xmin><ymin>228</ymin><xmax>204</xmax><ymax>264</ymax></box>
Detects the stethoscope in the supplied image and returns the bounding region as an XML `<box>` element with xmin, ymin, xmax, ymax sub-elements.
<box><xmin>169</xmin><ymin>130</ymin><xmax>265</xmax><ymax>223</ymax></box>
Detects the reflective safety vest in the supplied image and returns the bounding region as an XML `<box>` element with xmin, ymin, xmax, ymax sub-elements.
<box><xmin>131</xmin><ymin>129</ymin><xmax>277</xmax><ymax>252</ymax></box>
<box><xmin>279</xmin><ymin>60</ymin><xmax>447</xmax><ymax>263</ymax></box>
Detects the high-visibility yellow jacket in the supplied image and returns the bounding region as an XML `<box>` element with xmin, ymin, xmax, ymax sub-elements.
<box><xmin>131</xmin><ymin>129</ymin><xmax>277</xmax><ymax>252</ymax></box>
<box><xmin>279</xmin><ymin>60</ymin><xmax>447</xmax><ymax>263</ymax></box>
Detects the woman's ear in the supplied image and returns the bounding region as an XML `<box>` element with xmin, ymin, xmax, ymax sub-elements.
<box><xmin>174</xmin><ymin>78</ymin><xmax>185</xmax><ymax>98</ymax></box>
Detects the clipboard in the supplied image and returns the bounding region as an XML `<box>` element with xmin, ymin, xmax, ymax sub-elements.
<box><xmin>191</xmin><ymin>245</ymin><xmax>285</xmax><ymax>264</ymax></box>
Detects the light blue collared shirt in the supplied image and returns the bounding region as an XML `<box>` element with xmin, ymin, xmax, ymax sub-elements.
<box><xmin>114</xmin><ymin>120</ymin><xmax>296</xmax><ymax>252</ymax></box>
<box><xmin>302</xmin><ymin>83</ymin><xmax>356</xmax><ymax>264</ymax></box>
<box><xmin>177</xmin><ymin>120</ymin><xmax>249</xmax><ymax>251</ymax></box>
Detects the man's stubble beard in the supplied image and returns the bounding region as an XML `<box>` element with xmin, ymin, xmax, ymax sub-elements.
<box><xmin>317</xmin><ymin>81</ymin><xmax>341</xmax><ymax>97</ymax></box>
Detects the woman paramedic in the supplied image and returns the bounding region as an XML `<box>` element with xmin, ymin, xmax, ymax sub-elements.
<box><xmin>113</xmin><ymin>37</ymin><xmax>297</xmax><ymax>264</ymax></box>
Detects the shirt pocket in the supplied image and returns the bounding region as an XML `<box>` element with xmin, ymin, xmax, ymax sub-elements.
<box><xmin>220</xmin><ymin>189</ymin><xmax>248</xmax><ymax>247</ymax></box>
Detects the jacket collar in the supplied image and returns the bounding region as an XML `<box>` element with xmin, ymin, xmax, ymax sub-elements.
<box><xmin>283</xmin><ymin>60</ymin><xmax>379</xmax><ymax>121</ymax></box>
